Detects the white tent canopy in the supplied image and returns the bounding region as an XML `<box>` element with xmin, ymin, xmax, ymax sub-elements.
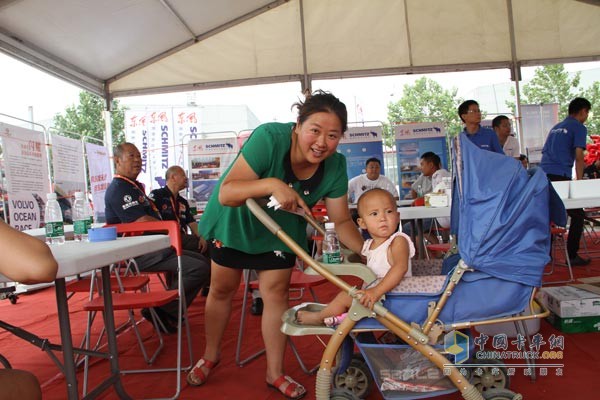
<box><xmin>1</xmin><ymin>0</ymin><xmax>599</xmax><ymax>101</ymax></box>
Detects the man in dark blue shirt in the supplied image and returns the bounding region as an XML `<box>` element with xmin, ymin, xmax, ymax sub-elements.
<box><xmin>149</xmin><ymin>166</ymin><xmax>207</xmax><ymax>253</ymax></box>
<box><xmin>458</xmin><ymin>100</ymin><xmax>505</xmax><ymax>154</ymax></box>
<box><xmin>105</xmin><ymin>142</ymin><xmax>210</xmax><ymax>332</ymax></box>
<box><xmin>540</xmin><ymin>97</ymin><xmax>592</xmax><ymax>266</ymax></box>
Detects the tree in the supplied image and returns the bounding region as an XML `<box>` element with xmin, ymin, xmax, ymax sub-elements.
<box><xmin>386</xmin><ymin>77</ymin><xmax>463</xmax><ymax>147</ymax></box>
<box><xmin>52</xmin><ymin>91</ymin><xmax>126</xmax><ymax>144</ymax></box>
<box><xmin>583</xmin><ymin>81</ymin><xmax>600</xmax><ymax>136</ymax></box>
<box><xmin>507</xmin><ymin>64</ymin><xmax>582</xmax><ymax>119</ymax></box>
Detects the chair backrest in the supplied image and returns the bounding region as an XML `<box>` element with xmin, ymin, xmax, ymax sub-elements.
<box><xmin>107</xmin><ymin>221</ymin><xmax>183</xmax><ymax>256</ymax></box>
<box><xmin>412</xmin><ymin>197</ymin><xmax>425</xmax><ymax>207</ymax></box>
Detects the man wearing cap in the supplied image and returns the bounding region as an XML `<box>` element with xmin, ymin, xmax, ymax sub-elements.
<box><xmin>105</xmin><ymin>142</ymin><xmax>210</xmax><ymax>332</ymax></box>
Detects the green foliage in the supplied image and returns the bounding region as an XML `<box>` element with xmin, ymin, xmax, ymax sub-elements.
<box><xmin>507</xmin><ymin>64</ymin><xmax>582</xmax><ymax>119</ymax></box>
<box><xmin>583</xmin><ymin>81</ymin><xmax>600</xmax><ymax>135</ymax></box>
<box><xmin>52</xmin><ymin>91</ymin><xmax>126</xmax><ymax>144</ymax></box>
<box><xmin>386</xmin><ymin>77</ymin><xmax>463</xmax><ymax>147</ymax></box>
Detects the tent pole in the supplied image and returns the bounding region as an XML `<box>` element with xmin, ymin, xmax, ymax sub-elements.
<box><xmin>103</xmin><ymin>88</ymin><xmax>114</xmax><ymax>176</ymax></box>
<box><xmin>507</xmin><ymin>0</ymin><xmax>523</xmax><ymax>153</ymax></box>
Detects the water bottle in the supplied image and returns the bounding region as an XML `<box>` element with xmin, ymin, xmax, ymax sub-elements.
<box><xmin>188</xmin><ymin>197</ymin><xmax>197</xmax><ymax>216</ymax></box>
<box><xmin>44</xmin><ymin>193</ymin><xmax>65</xmax><ymax>245</ymax></box>
<box><xmin>322</xmin><ymin>222</ymin><xmax>341</xmax><ymax>264</ymax></box>
<box><xmin>84</xmin><ymin>194</ymin><xmax>94</xmax><ymax>230</ymax></box>
<box><xmin>72</xmin><ymin>192</ymin><xmax>88</xmax><ymax>242</ymax></box>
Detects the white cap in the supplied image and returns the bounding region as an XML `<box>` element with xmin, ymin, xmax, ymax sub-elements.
<box><xmin>74</xmin><ymin>192</ymin><xmax>84</xmax><ymax>199</ymax></box>
<box><xmin>47</xmin><ymin>193</ymin><xmax>57</xmax><ymax>200</ymax></box>
<box><xmin>325</xmin><ymin>222</ymin><xmax>335</xmax><ymax>230</ymax></box>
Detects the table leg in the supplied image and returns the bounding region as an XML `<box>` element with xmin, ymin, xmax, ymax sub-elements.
<box><xmin>416</xmin><ymin>219</ymin><xmax>425</xmax><ymax>259</ymax></box>
<box><xmin>55</xmin><ymin>278</ymin><xmax>80</xmax><ymax>399</ymax></box>
<box><xmin>99</xmin><ymin>266</ymin><xmax>132</xmax><ymax>400</ymax></box>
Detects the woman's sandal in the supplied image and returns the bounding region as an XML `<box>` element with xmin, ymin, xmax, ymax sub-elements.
<box><xmin>186</xmin><ymin>358</ymin><xmax>219</xmax><ymax>386</ymax></box>
<box><xmin>266</xmin><ymin>375</ymin><xmax>306</xmax><ymax>400</ymax></box>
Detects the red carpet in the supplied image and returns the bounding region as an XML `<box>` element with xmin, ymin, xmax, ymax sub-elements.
<box><xmin>2</xmin><ymin>244</ymin><xmax>600</xmax><ymax>399</ymax></box>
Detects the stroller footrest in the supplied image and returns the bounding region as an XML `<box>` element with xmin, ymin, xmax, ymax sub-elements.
<box><xmin>281</xmin><ymin>303</ymin><xmax>336</xmax><ymax>336</ymax></box>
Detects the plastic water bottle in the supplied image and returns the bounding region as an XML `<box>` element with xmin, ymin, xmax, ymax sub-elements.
<box><xmin>72</xmin><ymin>192</ymin><xmax>88</xmax><ymax>242</ymax></box>
<box><xmin>188</xmin><ymin>197</ymin><xmax>197</xmax><ymax>216</ymax></box>
<box><xmin>44</xmin><ymin>193</ymin><xmax>65</xmax><ymax>245</ymax></box>
<box><xmin>84</xmin><ymin>195</ymin><xmax>94</xmax><ymax>229</ymax></box>
<box><xmin>322</xmin><ymin>222</ymin><xmax>341</xmax><ymax>264</ymax></box>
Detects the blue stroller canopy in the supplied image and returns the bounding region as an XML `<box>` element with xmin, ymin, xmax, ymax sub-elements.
<box><xmin>452</xmin><ymin>134</ymin><xmax>551</xmax><ymax>287</ymax></box>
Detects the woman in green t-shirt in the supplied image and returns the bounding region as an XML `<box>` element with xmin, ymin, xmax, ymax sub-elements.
<box><xmin>187</xmin><ymin>91</ymin><xmax>364</xmax><ymax>399</ymax></box>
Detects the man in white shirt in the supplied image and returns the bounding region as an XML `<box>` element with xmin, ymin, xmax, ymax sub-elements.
<box><xmin>492</xmin><ymin>115</ymin><xmax>520</xmax><ymax>158</ymax></box>
<box><xmin>348</xmin><ymin>158</ymin><xmax>398</xmax><ymax>203</ymax></box>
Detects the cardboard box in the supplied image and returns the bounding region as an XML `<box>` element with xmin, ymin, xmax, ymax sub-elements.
<box><xmin>424</xmin><ymin>193</ymin><xmax>449</xmax><ymax>207</ymax></box>
<box><xmin>551</xmin><ymin>181</ymin><xmax>570</xmax><ymax>199</ymax></box>
<box><xmin>546</xmin><ymin>312</ymin><xmax>600</xmax><ymax>333</ymax></box>
<box><xmin>537</xmin><ymin>286</ymin><xmax>600</xmax><ymax>318</ymax></box>
<box><xmin>570</xmin><ymin>180</ymin><xmax>600</xmax><ymax>199</ymax></box>
<box><xmin>571</xmin><ymin>276</ymin><xmax>600</xmax><ymax>296</ymax></box>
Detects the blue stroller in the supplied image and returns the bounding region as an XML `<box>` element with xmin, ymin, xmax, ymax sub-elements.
<box><xmin>246</xmin><ymin>133</ymin><xmax>553</xmax><ymax>400</ymax></box>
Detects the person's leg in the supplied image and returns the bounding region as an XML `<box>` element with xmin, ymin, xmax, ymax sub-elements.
<box><xmin>0</xmin><ymin>369</ymin><xmax>42</xmax><ymax>400</ymax></box>
<box><xmin>567</xmin><ymin>208</ymin><xmax>586</xmax><ymax>259</ymax></box>
<box><xmin>188</xmin><ymin>261</ymin><xmax>242</xmax><ymax>385</ymax></box>
<box><xmin>259</xmin><ymin>268</ymin><xmax>305</xmax><ymax>398</ymax></box>
<box><xmin>296</xmin><ymin>291</ymin><xmax>351</xmax><ymax>325</ymax></box>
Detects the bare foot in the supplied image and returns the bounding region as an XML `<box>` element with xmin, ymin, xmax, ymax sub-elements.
<box><xmin>296</xmin><ymin>310</ymin><xmax>325</xmax><ymax>325</ymax></box>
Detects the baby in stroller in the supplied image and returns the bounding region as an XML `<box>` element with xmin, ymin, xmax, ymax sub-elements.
<box><xmin>297</xmin><ymin>188</ymin><xmax>415</xmax><ymax>326</ymax></box>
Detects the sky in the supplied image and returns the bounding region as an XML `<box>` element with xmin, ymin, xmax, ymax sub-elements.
<box><xmin>1</xmin><ymin>51</ymin><xmax>599</xmax><ymax>128</ymax></box>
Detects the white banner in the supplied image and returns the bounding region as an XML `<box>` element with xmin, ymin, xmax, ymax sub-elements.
<box><xmin>394</xmin><ymin>122</ymin><xmax>445</xmax><ymax>140</ymax></box>
<box><xmin>188</xmin><ymin>136</ymin><xmax>238</xmax><ymax>205</ymax></box>
<box><xmin>0</xmin><ymin>122</ymin><xmax>50</xmax><ymax>230</ymax></box>
<box><xmin>173</xmin><ymin>108</ymin><xmax>201</xmax><ymax>174</ymax></box>
<box><xmin>340</xmin><ymin>126</ymin><xmax>383</xmax><ymax>144</ymax></box>
<box><xmin>85</xmin><ymin>142</ymin><xmax>112</xmax><ymax>222</ymax></box>
<box><xmin>51</xmin><ymin>134</ymin><xmax>86</xmax><ymax>202</ymax></box>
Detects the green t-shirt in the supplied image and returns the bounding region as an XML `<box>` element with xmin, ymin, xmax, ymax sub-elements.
<box><xmin>199</xmin><ymin>122</ymin><xmax>348</xmax><ymax>254</ymax></box>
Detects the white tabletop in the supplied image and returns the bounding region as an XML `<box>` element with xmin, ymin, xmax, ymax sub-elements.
<box><xmin>23</xmin><ymin>223</ymin><xmax>104</xmax><ymax>241</ymax></box>
<box><xmin>399</xmin><ymin>206</ymin><xmax>450</xmax><ymax>220</ymax></box>
<box><xmin>0</xmin><ymin>235</ymin><xmax>171</xmax><ymax>283</ymax></box>
<box><xmin>562</xmin><ymin>197</ymin><xmax>600</xmax><ymax>210</ymax></box>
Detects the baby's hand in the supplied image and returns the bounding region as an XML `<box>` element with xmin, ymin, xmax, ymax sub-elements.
<box><xmin>357</xmin><ymin>288</ymin><xmax>381</xmax><ymax>310</ymax></box>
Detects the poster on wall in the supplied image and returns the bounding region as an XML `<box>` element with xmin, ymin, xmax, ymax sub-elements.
<box><xmin>394</xmin><ymin>122</ymin><xmax>448</xmax><ymax>200</ymax></box>
<box><xmin>521</xmin><ymin>104</ymin><xmax>559</xmax><ymax>150</ymax></box>
<box><xmin>188</xmin><ymin>136</ymin><xmax>239</xmax><ymax>207</ymax></box>
<box><xmin>0</xmin><ymin>122</ymin><xmax>50</xmax><ymax>230</ymax></box>
<box><xmin>173</xmin><ymin>107</ymin><xmax>201</xmax><ymax>168</ymax></box>
<box><xmin>51</xmin><ymin>134</ymin><xmax>86</xmax><ymax>204</ymax></box>
<box><xmin>85</xmin><ymin>142</ymin><xmax>112</xmax><ymax>222</ymax></box>
<box><xmin>337</xmin><ymin>126</ymin><xmax>384</xmax><ymax>179</ymax></box>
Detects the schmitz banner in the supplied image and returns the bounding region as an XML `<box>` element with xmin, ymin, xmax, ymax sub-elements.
<box><xmin>394</xmin><ymin>122</ymin><xmax>447</xmax><ymax>200</ymax></box>
<box><xmin>0</xmin><ymin>122</ymin><xmax>50</xmax><ymax>230</ymax></box>
<box><xmin>85</xmin><ymin>142</ymin><xmax>112</xmax><ymax>222</ymax></box>
<box><xmin>188</xmin><ymin>136</ymin><xmax>238</xmax><ymax>206</ymax></box>
<box><xmin>337</xmin><ymin>126</ymin><xmax>384</xmax><ymax>179</ymax></box>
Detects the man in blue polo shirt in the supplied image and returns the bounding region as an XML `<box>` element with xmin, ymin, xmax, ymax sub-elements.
<box><xmin>540</xmin><ymin>97</ymin><xmax>592</xmax><ymax>266</ymax></box>
<box><xmin>458</xmin><ymin>100</ymin><xmax>504</xmax><ymax>154</ymax></box>
<box><xmin>149</xmin><ymin>165</ymin><xmax>207</xmax><ymax>253</ymax></box>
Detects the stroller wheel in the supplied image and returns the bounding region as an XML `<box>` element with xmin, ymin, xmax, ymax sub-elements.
<box><xmin>332</xmin><ymin>357</ymin><xmax>372</xmax><ymax>399</ymax></box>
<box><xmin>330</xmin><ymin>388</ymin><xmax>360</xmax><ymax>400</ymax></box>
<box><xmin>482</xmin><ymin>388</ymin><xmax>523</xmax><ymax>400</ymax></box>
<box><xmin>469</xmin><ymin>358</ymin><xmax>510</xmax><ymax>393</ymax></box>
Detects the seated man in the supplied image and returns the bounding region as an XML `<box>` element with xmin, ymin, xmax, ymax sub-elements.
<box><xmin>149</xmin><ymin>166</ymin><xmax>207</xmax><ymax>254</ymax></box>
<box><xmin>348</xmin><ymin>157</ymin><xmax>399</xmax><ymax>204</ymax></box>
<box><xmin>105</xmin><ymin>142</ymin><xmax>211</xmax><ymax>332</ymax></box>
<box><xmin>405</xmin><ymin>152</ymin><xmax>451</xmax><ymax>245</ymax></box>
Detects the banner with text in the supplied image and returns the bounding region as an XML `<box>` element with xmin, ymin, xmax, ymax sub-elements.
<box><xmin>394</xmin><ymin>122</ymin><xmax>448</xmax><ymax>200</ymax></box>
<box><xmin>337</xmin><ymin>126</ymin><xmax>384</xmax><ymax>179</ymax></box>
<box><xmin>0</xmin><ymin>122</ymin><xmax>50</xmax><ymax>230</ymax></box>
<box><xmin>51</xmin><ymin>134</ymin><xmax>86</xmax><ymax>204</ymax></box>
<box><xmin>85</xmin><ymin>142</ymin><xmax>112</xmax><ymax>222</ymax></box>
<box><xmin>188</xmin><ymin>136</ymin><xmax>239</xmax><ymax>207</ymax></box>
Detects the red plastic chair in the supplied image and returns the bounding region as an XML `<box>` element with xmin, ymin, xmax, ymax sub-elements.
<box><xmin>82</xmin><ymin>221</ymin><xmax>192</xmax><ymax>400</ymax></box>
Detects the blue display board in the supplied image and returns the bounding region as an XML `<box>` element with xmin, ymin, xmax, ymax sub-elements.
<box><xmin>337</xmin><ymin>126</ymin><xmax>384</xmax><ymax>179</ymax></box>
<box><xmin>394</xmin><ymin>122</ymin><xmax>448</xmax><ymax>200</ymax></box>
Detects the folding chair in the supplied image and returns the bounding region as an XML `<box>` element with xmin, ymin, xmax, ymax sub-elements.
<box><xmin>235</xmin><ymin>266</ymin><xmax>328</xmax><ymax>374</ymax></box>
<box><xmin>82</xmin><ymin>221</ymin><xmax>193</xmax><ymax>399</ymax></box>
<box><xmin>544</xmin><ymin>226</ymin><xmax>574</xmax><ymax>284</ymax></box>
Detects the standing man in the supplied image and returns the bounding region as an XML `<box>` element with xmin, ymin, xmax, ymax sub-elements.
<box><xmin>540</xmin><ymin>97</ymin><xmax>592</xmax><ymax>266</ymax></box>
<box><xmin>492</xmin><ymin>115</ymin><xmax>520</xmax><ymax>158</ymax></box>
<box><xmin>348</xmin><ymin>157</ymin><xmax>399</xmax><ymax>203</ymax></box>
<box><xmin>458</xmin><ymin>100</ymin><xmax>505</xmax><ymax>154</ymax></box>
<box><xmin>149</xmin><ymin>166</ymin><xmax>207</xmax><ymax>253</ymax></box>
<box><xmin>105</xmin><ymin>142</ymin><xmax>211</xmax><ymax>332</ymax></box>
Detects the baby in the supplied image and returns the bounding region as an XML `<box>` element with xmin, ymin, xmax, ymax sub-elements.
<box><xmin>297</xmin><ymin>188</ymin><xmax>415</xmax><ymax>325</ymax></box>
